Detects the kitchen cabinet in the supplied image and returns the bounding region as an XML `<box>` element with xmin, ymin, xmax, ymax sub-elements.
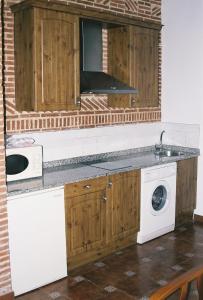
<box><xmin>12</xmin><ymin>0</ymin><xmax>161</xmax><ymax>112</ymax></box>
<box><xmin>65</xmin><ymin>176</ymin><xmax>107</xmax><ymax>269</ymax></box>
<box><xmin>107</xmin><ymin>170</ymin><xmax>140</xmax><ymax>242</ymax></box>
<box><xmin>108</xmin><ymin>25</ymin><xmax>159</xmax><ymax>108</ymax></box>
<box><xmin>13</xmin><ymin>6</ymin><xmax>80</xmax><ymax>111</ymax></box>
<box><xmin>176</xmin><ymin>157</ymin><xmax>198</xmax><ymax>227</ymax></box>
<box><xmin>7</xmin><ymin>187</ymin><xmax>67</xmax><ymax>296</ymax></box>
<box><xmin>65</xmin><ymin>170</ymin><xmax>140</xmax><ymax>270</ymax></box>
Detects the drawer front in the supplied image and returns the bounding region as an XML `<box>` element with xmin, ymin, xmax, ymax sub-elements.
<box><xmin>65</xmin><ymin>176</ymin><xmax>107</xmax><ymax>198</ymax></box>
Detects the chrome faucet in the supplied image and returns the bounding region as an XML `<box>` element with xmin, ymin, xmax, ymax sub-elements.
<box><xmin>155</xmin><ymin>130</ymin><xmax>165</xmax><ymax>152</ymax></box>
<box><xmin>160</xmin><ymin>130</ymin><xmax>165</xmax><ymax>146</ymax></box>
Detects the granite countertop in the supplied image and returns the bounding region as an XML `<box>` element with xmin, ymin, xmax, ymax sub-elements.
<box><xmin>7</xmin><ymin>145</ymin><xmax>200</xmax><ymax>196</ymax></box>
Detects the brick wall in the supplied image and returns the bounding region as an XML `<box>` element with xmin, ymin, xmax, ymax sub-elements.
<box><xmin>0</xmin><ymin>1</ymin><xmax>12</xmax><ymax>296</ymax></box>
<box><xmin>4</xmin><ymin>0</ymin><xmax>161</xmax><ymax>134</ymax></box>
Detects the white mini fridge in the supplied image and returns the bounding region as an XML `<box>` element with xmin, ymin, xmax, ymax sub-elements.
<box><xmin>7</xmin><ymin>187</ymin><xmax>67</xmax><ymax>296</ymax></box>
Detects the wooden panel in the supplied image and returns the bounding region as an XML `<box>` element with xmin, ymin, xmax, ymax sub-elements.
<box><xmin>64</xmin><ymin>171</ymin><xmax>140</xmax><ymax>270</ymax></box>
<box><xmin>34</xmin><ymin>8</ymin><xmax>80</xmax><ymax>111</ymax></box>
<box><xmin>107</xmin><ymin>170</ymin><xmax>140</xmax><ymax>242</ymax></box>
<box><xmin>14</xmin><ymin>7</ymin><xmax>80</xmax><ymax>111</ymax></box>
<box><xmin>68</xmin><ymin>232</ymin><xmax>137</xmax><ymax>270</ymax></box>
<box><xmin>64</xmin><ymin>176</ymin><xmax>107</xmax><ymax>266</ymax></box>
<box><xmin>130</xmin><ymin>26</ymin><xmax>159</xmax><ymax>108</ymax></box>
<box><xmin>108</xmin><ymin>26</ymin><xmax>131</xmax><ymax>108</ymax></box>
<box><xmin>65</xmin><ymin>176</ymin><xmax>107</xmax><ymax>198</ymax></box>
<box><xmin>149</xmin><ymin>264</ymin><xmax>203</xmax><ymax>300</ymax></box>
<box><xmin>176</xmin><ymin>158</ymin><xmax>198</xmax><ymax>226</ymax></box>
<box><xmin>14</xmin><ymin>8</ymin><xmax>34</xmax><ymax>111</ymax></box>
<box><xmin>108</xmin><ymin>25</ymin><xmax>159</xmax><ymax>108</ymax></box>
<box><xmin>65</xmin><ymin>191</ymin><xmax>106</xmax><ymax>257</ymax></box>
<box><xmin>194</xmin><ymin>214</ymin><xmax>203</xmax><ymax>224</ymax></box>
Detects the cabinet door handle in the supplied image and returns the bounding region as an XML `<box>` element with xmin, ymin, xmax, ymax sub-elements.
<box><xmin>131</xmin><ymin>98</ymin><xmax>136</xmax><ymax>106</ymax></box>
<box><xmin>76</xmin><ymin>97</ymin><xmax>81</xmax><ymax>106</ymax></box>
<box><xmin>84</xmin><ymin>185</ymin><xmax>91</xmax><ymax>189</ymax></box>
<box><xmin>102</xmin><ymin>196</ymin><xmax>107</xmax><ymax>202</ymax></box>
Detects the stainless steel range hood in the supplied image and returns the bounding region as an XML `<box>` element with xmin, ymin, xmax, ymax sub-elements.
<box><xmin>80</xmin><ymin>20</ymin><xmax>137</xmax><ymax>95</ymax></box>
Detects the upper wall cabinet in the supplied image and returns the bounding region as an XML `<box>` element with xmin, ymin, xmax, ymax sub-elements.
<box><xmin>12</xmin><ymin>0</ymin><xmax>161</xmax><ymax>111</ymax></box>
<box><xmin>108</xmin><ymin>25</ymin><xmax>159</xmax><ymax>108</ymax></box>
<box><xmin>13</xmin><ymin>7</ymin><xmax>80</xmax><ymax>111</ymax></box>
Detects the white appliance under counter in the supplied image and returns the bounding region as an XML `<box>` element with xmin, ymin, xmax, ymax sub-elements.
<box><xmin>7</xmin><ymin>186</ymin><xmax>67</xmax><ymax>296</ymax></box>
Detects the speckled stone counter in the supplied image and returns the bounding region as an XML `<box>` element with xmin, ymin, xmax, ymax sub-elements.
<box><xmin>7</xmin><ymin>145</ymin><xmax>200</xmax><ymax>196</ymax></box>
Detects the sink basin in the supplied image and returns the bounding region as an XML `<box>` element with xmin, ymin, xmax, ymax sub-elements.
<box><xmin>154</xmin><ymin>149</ymin><xmax>185</xmax><ymax>157</ymax></box>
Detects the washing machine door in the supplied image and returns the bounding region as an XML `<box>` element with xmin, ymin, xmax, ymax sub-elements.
<box><xmin>151</xmin><ymin>181</ymin><xmax>170</xmax><ymax>216</ymax></box>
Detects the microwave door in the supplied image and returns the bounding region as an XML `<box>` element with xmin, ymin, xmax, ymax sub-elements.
<box><xmin>6</xmin><ymin>154</ymin><xmax>29</xmax><ymax>175</ymax></box>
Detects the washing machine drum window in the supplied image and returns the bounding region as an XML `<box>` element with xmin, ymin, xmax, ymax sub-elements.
<box><xmin>151</xmin><ymin>185</ymin><xmax>167</xmax><ymax>212</ymax></box>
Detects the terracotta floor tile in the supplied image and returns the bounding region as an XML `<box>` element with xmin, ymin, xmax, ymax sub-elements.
<box><xmin>41</xmin><ymin>277</ymin><xmax>78</xmax><ymax>296</ymax></box>
<box><xmin>16</xmin><ymin>290</ymin><xmax>54</xmax><ymax>300</ymax></box>
<box><xmin>84</xmin><ymin>267</ymin><xmax>125</xmax><ymax>288</ymax></box>
<box><xmin>99</xmin><ymin>290</ymin><xmax>137</xmax><ymax>300</ymax></box>
<box><xmin>69</xmin><ymin>261</ymin><xmax>97</xmax><ymax>277</ymax></box>
<box><xmin>115</xmin><ymin>275</ymin><xmax>160</xmax><ymax>298</ymax></box>
<box><xmin>64</xmin><ymin>280</ymin><xmax>106</xmax><ymax>300</ymax></box>
<box><xmin>15</xmin><ymin>223</ymin><xmax>203</xmax><ymax>300</ymax></box>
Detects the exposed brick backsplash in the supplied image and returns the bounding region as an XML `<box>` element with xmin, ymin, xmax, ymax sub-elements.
<box><xmin>6</xmin><ymin>96</ymin><xmax>161</xmax><ymax>132</ymax></box>
<box><xmin>4</xmin><ymin>0</ymin><xmax>161</xmax><ymax>134</ymax></box>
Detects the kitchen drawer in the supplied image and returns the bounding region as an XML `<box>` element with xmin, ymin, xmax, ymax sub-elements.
<box><xmin>65</xmin><ymin>176</ymin><xmax>107</xmax><ymax>198</ymax></box>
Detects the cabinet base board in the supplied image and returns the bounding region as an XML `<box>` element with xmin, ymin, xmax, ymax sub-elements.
<box><xmin>175</xmin><ymin>211</ymin><xmax>194</xmax><ymax>228</ymax></box>
<box><xmin>0</xmin><ymin>292</ymin><xmax>14</xmax><ymax>300</ymax></box>
<box><xmin>194</xmin><ymin>214</ymin><xmax>203</xmax><ymax>224</ymax></box>
<box><xmin>68</xmin><ymin>234</ymin><xmax>137</xmax><ymax>271</ymax></box>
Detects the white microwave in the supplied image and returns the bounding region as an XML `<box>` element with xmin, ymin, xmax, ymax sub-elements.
<box><xmin>6</xmin><ymin>145</ymin><xmax>43</xmax><ymax>182</ymax></box>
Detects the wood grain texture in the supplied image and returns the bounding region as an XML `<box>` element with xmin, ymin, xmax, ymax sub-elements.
<box><xmin>65</xmin><ymin>176</ymin><xmax>107</xmax><ymax>268</ymax></box>
<box><xmin>130</xmin><ymin>26</ymin><xmax>159</xmax><ymax>108</ymax></box>
<box><xmin>14</xmin><ymin>6</ymin><xmax>80</xmax><ymax>111</ymax></box>
<box><xmin>65</xmin><ymin>177</ymin><xmax>107</xmax><ymax>198</ymax></box>
<box><xmin>108</xmin><ymin>25</ymin><xmax>131</xmax><ymax>108</ymax></box>
<box><xmin>194</xmin><ymin>214</ymin><xmax>203</xmax><ymax>224</ymax></box>
<box><xmin>149</xmin><ymin>264</ymin><xmax>203</xmax><ymax>300</ymax></box>
<box><xmin>107</xmin><ymin>170</ymin><xmax>140</xmax><ymax>242</ymax></box>
<box><xmin>64</xmin><ymin>170</ymin><xmax>140</xmax><ymax>270</ymax></box>
<box><xmin>34</xmin><ymin>8</ymin><xmax>80</xmax><ymax>111</ymax></box>
<box><xmin>14</xmin><ymin>8</ymin><xmax>34</xmax><ymax>111</ymax></box>
<box><xmin>176</xmin><ymin>158</ymin><xmax>198</xmax><ymax>227</ymax></box>
<box><xmin>108</xmin><ymin>25</ymin><xmax>159</xmax><ymax>108</ymax></box>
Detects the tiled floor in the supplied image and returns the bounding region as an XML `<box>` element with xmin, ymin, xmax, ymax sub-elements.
<box><xmin>16</xmin><ymin>223</ymin><xmax>203</xmax><ymax>300</ymax></box>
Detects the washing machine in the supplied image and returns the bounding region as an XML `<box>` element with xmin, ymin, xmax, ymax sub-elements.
<box><xmin>137</xmin><ymin>162</ymin><xmax>177</xmax><ymax>244</ymax></box>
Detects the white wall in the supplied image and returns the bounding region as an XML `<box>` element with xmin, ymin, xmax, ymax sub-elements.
<box><xmin>7</xmin><ymin>123</ymin><xmax>162</xmax><ymax>161</ymax></box>
<box><xmin>162</xmin><ymin>0</ymin><xmax>203</xmax><ymax>215</ymax></box>
<box><xmin>7</xmin><ymin>122</ymin><xmax>199</xmax><ymax>162</ymax></box>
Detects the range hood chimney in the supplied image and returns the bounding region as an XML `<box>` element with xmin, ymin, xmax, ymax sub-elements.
<box><xmin>80</xmin><ymin>20</ymin><xmax>137</xmax><ymax>95</ymax></box>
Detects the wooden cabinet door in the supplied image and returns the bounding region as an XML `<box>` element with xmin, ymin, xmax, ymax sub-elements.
<box><xmin>14</xmin><ymin>8</ymin><xmax>35</xmax><ymax>111</ymax></box>
<box><xmin>14</xmin><ymin>7</ymin><xmax>80</xmax><ymax>111</ymax></box>
<box><xmin>64</xmin><ymin>177</ymin><xmax>107</xmax><ymax>268</ymax></box>
<box><xmin>107</xmin><ymin>170</ymin><xmax>140</xmax><ymax>242</ymax></box>
<box><xmin>130</xmin><ymin>26</ymin><xmax>159</xmax><ymax>108</ymax></box>
<box><xmin>176</xmin><ymin>158</ymin><xmax>198</xmax><ymax>226</ymax></box>
<box><xmin>108</xmin><ymin>26</ymin><xmax>132</xmax><ymax>108</ymax></box>
<box><xmin>108</xmin><ymin>25</ymin><xmax>159</xmax><ymax>108</ymax></box>
<box><xmin>34</xmin><ymin>8</ymin><xmax>80</xmax><ymax>111</ymax></box>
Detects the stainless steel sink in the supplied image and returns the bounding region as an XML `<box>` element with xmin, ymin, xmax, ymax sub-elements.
<box><xmin>154</xmin><ymin>149</ymin><xmax>185</xmax><ymax>157</ymax></box>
